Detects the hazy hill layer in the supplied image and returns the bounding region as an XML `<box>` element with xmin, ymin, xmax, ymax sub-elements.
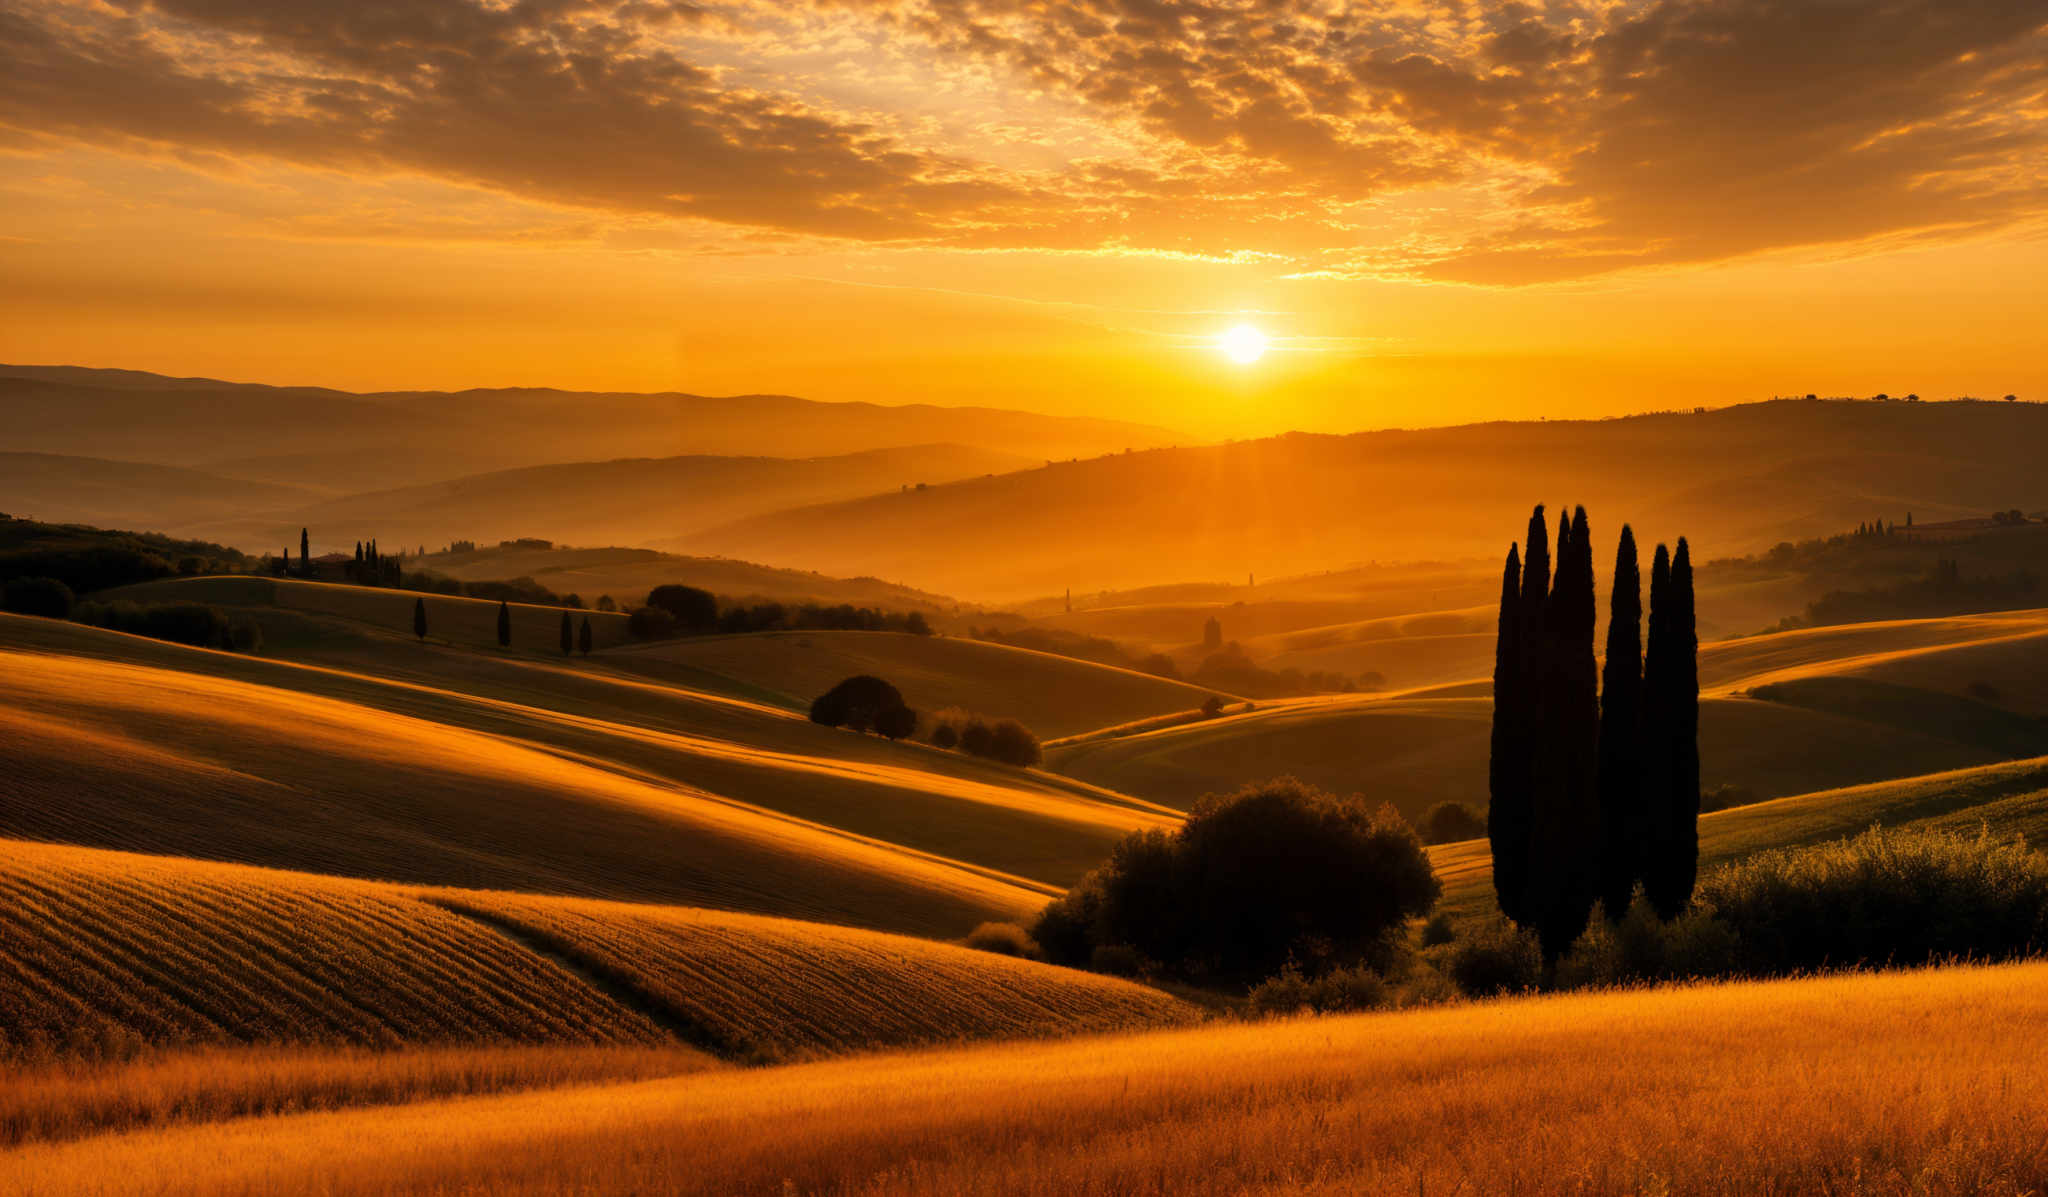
<box><xmin>0</xmin><ymin>454</ymin><xmax>318</xmax><ymax>532</ymax></box>
<box><xmin>421</xmin><ymin>545</ymin><xmax>958</xmax><ymax>614</ymax></box>
<box><xmin>0</xmin><ymin>366</ymin><xmax>1178</xmax><ymax>495</ymax></box>
<box><xmin>0</xmin><ymin>840</ymin><xmax>1191</xmax><ymax>1064</ymax></box>
<box><xmin>175</xmin><ymin>444</ymin><xmax>1035</xmax><ymax>553</ymax></box>
<box><xmin>683</xmin><ymin>399</ymin><xmax>2048</xmax><ymax>599</ymax></box>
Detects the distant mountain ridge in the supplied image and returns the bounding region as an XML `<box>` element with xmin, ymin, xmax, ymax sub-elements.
<box><xmin>678</xmin><ymin>399</ymin><xmax>2048</xmax><ymax>600</ymax></box>
<box><xmin>0</xmin><ymin>365</ymin><xmax>1183</xmax><ymax>484</ymax></box>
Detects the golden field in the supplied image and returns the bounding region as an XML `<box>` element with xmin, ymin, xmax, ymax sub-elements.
<box><xmin>5</xmin><ymin>961</ymin><xmax>2043</xmax><ymax>1195</ymax></box>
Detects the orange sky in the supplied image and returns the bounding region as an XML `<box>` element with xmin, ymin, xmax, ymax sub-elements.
<box><xmin>3</xmin><ymin>0</ymin><xmax>2044</xmax><ymax>439</ymax></box>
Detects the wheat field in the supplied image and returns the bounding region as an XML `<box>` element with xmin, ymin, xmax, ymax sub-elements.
<box><xmin>5</xmin><ymin>961</ymin><xmax>2042</xmax><ymax>1195</ymax></box>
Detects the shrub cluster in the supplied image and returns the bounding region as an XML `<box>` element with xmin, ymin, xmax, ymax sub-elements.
<box><xmin>927</xmin><ymin>709</ymin><xmax>1041</xmax><ymax>767</ymax></box>
<box><xmin>626</xmin><ymin>585</ymin><xmax>935</xmax><ymax>641</ymax></box>
<box><xmin>1034</xmin><ymin>778</ymin><xmax>1439</xmax><ymax>986</ymax></box>
<box><xmin>73</xmin><ymin>600</ymin><xmax>261</xmax><ymax>654</ymax></box>
<box><xmin>2</xmin><ymin>576</ymin><xmax>74</xmax><ymax>619</ymax></box>
<box><xmin>1190</xmin><ymin>643</ymin><xmax>1368</xmax><ymax>697</ymax></box>
<box><xmin>0</xmin><ymin>517</ymin><xmax>246</xmax><ymax>596</ymax></box>
<box><xmin>962</xmin><ymin>922</ymin><xmax>1039</xmax><ymax>958</ymax></box>
<box><xmin>1419</xmin><ymin>801</ymin><xmax>1486</xmax><ymax>845</ymax></box>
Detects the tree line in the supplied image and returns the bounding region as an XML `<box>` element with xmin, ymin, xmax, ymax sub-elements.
<box><xmin>1489</xmin><ymin>504</ymin><xmax>1699</xmax><ymax>964</ymax></box>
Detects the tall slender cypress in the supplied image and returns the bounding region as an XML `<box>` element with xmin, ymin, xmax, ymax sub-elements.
<box><xmin>1487</xmin><ymin>543</ymin><xmax>1527</xmax><ymax>925</ymax></box>
<box><xmin>496</xmin><ymin>600</ymin><xmax>512</xmax><ymax>648</ymax></box>
<box><xmin>1653</xmin><ymin>537</ymin><xmax>1702</xmax><ymax>919</ymax></box>
<box><xmin>413</xmin><ymin>597</ymin><xmax>427</xmax><ymax>641</ymax></box>
<box><xmin>560</xmin><ymin>610</ymin><xmax>574</xmax><ymax>654</ymax></box>
<box><xmin>1502</xmin><ymin>505</ymin><xmax>1551</xmax><ymax>927</ymax></box>
<box><xmin>1639</xmin><ymin>544</ymin><xmax>1676</xmax><ymax>917</ymax></box>
<box><xmin>299</xmin><ymin>528</ymin><xmax>309</xmax><ymax>574</ymax></box>
<box><xmin>1529</xmin><ymin>506</ymin><xmax>1601</xmax><ymax>963</ymax></box>
<box><xmin>1596</xmin><ymin>525</ymin><xmax>1643</xmax><ymax>921</ymax></box>
<box><xmin>578</xmin><ymin>616</ymin><xmax>593</xmax><ymax>656</ymax></box>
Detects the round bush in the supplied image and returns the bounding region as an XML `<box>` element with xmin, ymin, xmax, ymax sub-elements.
<box><xmin>809</xmin><ymin>675</ymin><xmax>909</xmax><ymax>733</ymax></box>
<box><xmin>1034</xmin><ymin>777</ymin><xmax>1440</xmax><ymax>984</ymax></box>
<box><xmin>1420</xmin><ymin>801</ymin><xmax>1487</xmax><ymax>845</ymax></box>
<box><xmin>963</xmin><ymin>922</ymin><xmax>1039</xmax><ymax>958</ymax></box>
<box><xmin>2</xmin><ymin>576</ymin><xmax>75</xmax><ymax>619</ymax></box>
<box><xmin>1446</xmin><ymin>920</ymin><xmax>1542</xmax><ymax>996</ymax></box>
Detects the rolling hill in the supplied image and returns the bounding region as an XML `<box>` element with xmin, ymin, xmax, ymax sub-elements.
<box><xmin>1048</xmin><ymin>608</ymin><xmax>2048</xmax><ymax>816</ymax></box>
<box><xmin>419</xmin><ymin>545</ymin><xmax>959</xmax><ymax>615</ymax></box>
<box><xmin>0</xmin><ymin>603</ymin><xmax>1176</xmax><ymax>919</ymax></box>
<box><xmin>610</xmin><ymin>630</ymin><xmax>1228</xmax><ymax>739</ymax></box>
<box><xmin>0</xmin><ymin>454</ymin><xmax>319</xmax><ymax>532</ymax></box>
<box><xmin>681</xmin><ymin>398</ymin><xmax>2048</xmax><ymax>599</ymax></box>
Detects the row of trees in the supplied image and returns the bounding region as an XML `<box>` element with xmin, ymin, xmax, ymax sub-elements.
<box><xmin>1489</xmin><ymin>504</ymin><xmax>1699</xmax><ymax>964</ymax></box>
<box><xmin>409</xmin><ymin>596</ymin><xmax>594</xmax><ymax>656</ymax></box>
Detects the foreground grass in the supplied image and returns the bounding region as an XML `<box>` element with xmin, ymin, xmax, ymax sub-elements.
<box><xmin>0</xmin><ymin>1045</ymin><xmax>715</xmax><ymax>1148</ymax></box>
<box><xmin>6</xmin><ymin>962</ymin><xmax>2043</xmax><ymax>1195</ymax></box>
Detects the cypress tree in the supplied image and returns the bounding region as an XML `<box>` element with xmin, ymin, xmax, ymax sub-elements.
<box><xmin>1529</xmin><ymin>505</ymin><xmax>1601</xmax><ymax>963</ymax></box>
<box><xmin>496</xmin><ymin>600</ymin><xmax>511</xmax><ymax>648</ymax></box>
<box><xmin>355</xmin><ymin>541</ymin><xmax>364</xmax><ymax>566</ymax></box>
<box><xmin>413</xmin><ymin>597</ymin><xmax>427</xmax><ymax>641</ymax></box>
<box><xmin>1647</xmin><ymin>537</ymin><xmax>1702</xmax><ymax>920</ymax></box>
<box><xmin>1499</xmin><ymin>505</ymin><xmax>1550</xmax><ymax>927</ymax></box>
<box><xmin>300</xmin><ymin>528</ymin><xmax>309</xmax><ymax>574</ymax></box>
<box><xmin>578</xmin><ymin>616</ymin><xmax>592</xmax><ymax>656</ymax></box>
<box><xmin>1486</xmin><ymin>543</ymin><xmax>1527</xmax><ymax>925</ymax></box>
<box><xmin>1596</xmin><ymin>525</ymin><xmax>1643</xmax><ymax>921</ymax></box>
<box><xmin>1639</xmin><ymin>544</ymin><xmax>1676</xmax><ymax>917</ymax></box>
<box><xmin>560</xmin><ymin>610</ymin><xmax>573</xmax><ymax>654</ymax></box>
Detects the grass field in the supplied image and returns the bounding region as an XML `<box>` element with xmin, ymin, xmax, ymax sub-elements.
<box><xmin>612</xmin><ymin>629</ymin><xmax>1227</xmax><ymax>738</ymax></box>
<box><xmin>0</xmin><ymin>839</ymin><xmax>1193</xmax><ymax>1068</ymax></box>
<box><xmin>6</xmin><ymin>961</ymin><xmax>2042</xmax><ymax>1195</ymax></box>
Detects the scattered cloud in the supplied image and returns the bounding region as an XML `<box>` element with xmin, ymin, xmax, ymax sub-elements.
<box><xmin>2</xmin><ymin>0</ymin><xmax>2043</xmax><ymax>281</ymax></box>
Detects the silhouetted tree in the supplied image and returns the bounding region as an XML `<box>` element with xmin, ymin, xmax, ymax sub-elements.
<box><xmin>647</xmin><ymin>585</ymin><xmax>718</xmax><ymax>634</ymax></box>
<box><xmin>808</xmin><ymin>675</ymin><xmax>907</xmax><ymax>733</ymax></box>
<box><xmin>1639</xmin><ymin>544</ymin><xmax>1674</xmax><ymax>904</ymax></box>
<box><xmin>1596</xmin><ymin>525</ymin><xmax>1643</xmax><ymax>921</ymax></box>
<box><xmin>596</xmin><ymin>595</ymin><xmax>617</xmax><ymax>612</ymax></box>
<box><xmin>1490</xmin><ymin>505</ymin><xmax>1550</xmax><ymax>928</ymax></box>
<box><xmin>1642</xmin><ymin>538</ymin><xmax>1701</xmax><ymax>920</ymax></box>
<box><xmin>299</xmin><ymin>528</ymin><xmax>309</xmax><ymax>575</ymax></box>
<box><xmin>874</xmin><ymin>703</ymin><xmax>918</xmax><ymax>741</ymax></box>
<box><xmin>496</xmin><ymin>600</ymin><xmax>511</xmax><ymax>648</ymax></box>
<box><xmin>413</xmin><ymin>597</ymin><xmax>427</xmax><ymax>641</ymax></box>
<box><xmin>1202</xmin><ymin>616</ymin><xmax>1222</xmax><ymax>651</ymax></box>
<box><xmin>1528</xmin><ymin>505</ymin><xmax>1600</xmax><ymax>964</ymax></box>
<box><xmin>578</xmin><ymin>616</ymin><xmax>592</xmax><ymax>655</ymax></box>
<box><xmin>1486</xmin><ymin>541</ymin><xmax>1527</xmax><ymax>923</ymax></box>
<box><xmin>560</xmin><ymin>610</ymin><xmax>573</xmax><ymax>654</ymax></box>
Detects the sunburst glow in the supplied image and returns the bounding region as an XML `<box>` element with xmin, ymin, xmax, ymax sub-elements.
<box><xmin>1220</xmin><ymin>324</ymin><xmax>1269</xmax><ymax>364</ymax></box>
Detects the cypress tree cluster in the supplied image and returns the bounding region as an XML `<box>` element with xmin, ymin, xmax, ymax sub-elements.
<box><xmin>1489</xmin><ymin>506</ymin><xmax>1699</xmax><ymax>962</ymax></box>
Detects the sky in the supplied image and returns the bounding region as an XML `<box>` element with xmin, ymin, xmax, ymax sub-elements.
<box><xmin>3</xmin><ymin>0</ymin><xmax>2045</xmax><ymax>439</ymax></box>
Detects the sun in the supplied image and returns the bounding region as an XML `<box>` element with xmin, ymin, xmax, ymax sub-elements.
<box><xmin>1219</xmin><ymin>324</ymin><xmax>1268</xmax><ymax>364</ymax></box>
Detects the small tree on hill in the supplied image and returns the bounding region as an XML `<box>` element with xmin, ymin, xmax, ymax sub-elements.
<box><xmin>808</xmin><ymin>675</ymin><xmax>910</xmax><ymax>734</ymax></box>
<box><xmin>560</xmin><ymin>610</ymin><xmax>573</xmax><ymax>654</ymax></box>
<box><xmin>496</xmin><ymin>600</ymin><xmax>511</xmax><ymax>648</ymax></box>
<box><xmin>874</xmin><ymin>703</ymin><xmax>917</xmax><ymax>741</ymax></box>
<box><xmin>413</xmin><ymin>597</ymin><xmax>427</xmax><ymax>641</ymax></box>
<box><xmin>299</xmin><ymin>528</ymin><xmax>309</xmax><ymax>575</ymax></box>
<box><xmin>1202</xmin><ymin>616</ymin><xmax>1222</xmax><ymax>651</ymax></box>
<box><xmin>647</xmin><ymin>585</ymin><xmax>718</xmax><ymax>634</ymax></box>
<box><xmin>578</xmin><ymin>616</ymin><xmax>592</xmax><ymax>655</ymax></box>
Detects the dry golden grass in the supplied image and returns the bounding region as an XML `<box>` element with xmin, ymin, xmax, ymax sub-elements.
<box><xmin>439</xmin><ymin>891</ymin><xmax>1195</xmax><ymax>1063</ymax></box>
<box><xmin>0</xmin><ymin>839</ymin><xmax>1193</xmax><ymax>1070</ymax></box>
<box><xmin>613</xmin><ymin>629</ymin><xmax>1223</xmax><ymax>738</ymax></box>
<box><xmin>0</xmin><ymin>1045</ymin><xmax>714</xmax><ymax>1148</ymax></box>
<box><xmin>7</xmin><ymin>962</ymin><xmax>2043</xmax><ymax>1195</ymax></box>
